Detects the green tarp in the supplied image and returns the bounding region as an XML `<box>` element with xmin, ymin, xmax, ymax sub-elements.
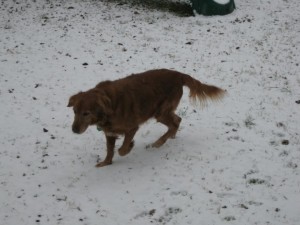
<box><xmin>190</xmin><ymin>0</ymin><xmax>236</xmax><ymax>16</ymax></box>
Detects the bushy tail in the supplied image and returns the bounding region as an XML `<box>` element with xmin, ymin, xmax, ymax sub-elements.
<box><xmin>181</xmin><ymin>73</ymin><xmax>226</xmax><ymax>106</ymax></box>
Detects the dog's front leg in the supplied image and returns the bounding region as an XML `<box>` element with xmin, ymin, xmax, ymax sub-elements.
<box><xmin>96</xmin><ymin>135</ymin><xmax>116</xmax><ymax>167</ymax></box>
<box><xmin>118</xmin><ymin>127</ymin><xmax>138</xmax><ymax>156</ymax></box>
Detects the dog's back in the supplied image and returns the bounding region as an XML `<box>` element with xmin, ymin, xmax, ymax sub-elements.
<box><xmin>95</xmin><ymin>69</ymin><xmax>184</xmax><ymax>124</ymax></box>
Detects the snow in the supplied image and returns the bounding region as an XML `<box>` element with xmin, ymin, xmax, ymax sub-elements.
<box><xmin>0</xmin><ymin>0</ymin><xmax>300</xmax><ymax>225</ymax></box>
<box><xmin>213</xmin><ymin>0</ymin><xmax>230</xmax><ymax>5</ymax></box>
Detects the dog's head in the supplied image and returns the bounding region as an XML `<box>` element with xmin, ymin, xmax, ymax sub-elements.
<box><xmin>67</xmin><ymin>90</ymin><xmax>112</xmax><ymax>134</ymax></box>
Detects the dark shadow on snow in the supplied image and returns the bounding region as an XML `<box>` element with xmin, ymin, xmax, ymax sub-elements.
<box><xmin>104</xmin><ymin>0</ymin><xmax>194</xmax><ymax>17</ymax></box>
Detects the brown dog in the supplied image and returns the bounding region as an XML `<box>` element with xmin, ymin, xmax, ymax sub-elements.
<box><xmin>68</xmin><ymin>69</ymin><xmax>226</xmax><ymax>167</ymax></box>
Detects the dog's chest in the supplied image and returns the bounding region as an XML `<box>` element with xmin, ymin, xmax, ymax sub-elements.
<box><xmin>97</xmin><ymin>123</ymin><xmax>123</xmax><ymax>137</ymax></box>
<box><xmin>105</xmin><ymin>131</ymin><xmax>119</xmax><ymax>137</ymax></box>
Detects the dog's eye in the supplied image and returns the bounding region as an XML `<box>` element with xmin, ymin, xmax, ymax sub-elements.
<box><xmin>83</xmin><ymin>112</ymin><xmax>90</xmax><ymax>116</ymax></box>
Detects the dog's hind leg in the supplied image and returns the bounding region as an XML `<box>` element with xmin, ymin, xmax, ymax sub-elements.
<box><xmin>170</xmin><ymin>113</ymin><xmax>182</xmax><ymax>139</ymax></box>
<box><xmin>96</xmin><ymin>135</ymin><xmax>116</xmax><ymax>167</ymax></box>
<box><xmin>118</xmin><ymin>127</ymin><xmax>138</xmax><ymax>156</ymax></box>
<box><xmin>152</xmin><ymin>112</ymin><xmax>181</xmax><ymax>148</ymax></box>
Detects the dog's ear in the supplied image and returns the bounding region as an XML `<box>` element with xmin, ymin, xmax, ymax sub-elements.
<box><xmin>96</xmin><ymin>93</ymin><xmax>113</xmax><ymax>116</ymax></box>
<box><xmin>67</xmin><ymin>92</ymin><xmax>82</xmax><ymax>107</ymax></box>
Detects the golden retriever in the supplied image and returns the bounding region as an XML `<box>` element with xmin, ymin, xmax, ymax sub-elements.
<box><xmin>68</xmin><ymin>69</ymin><xmax>225</xmax><ymax>167</ymax></box>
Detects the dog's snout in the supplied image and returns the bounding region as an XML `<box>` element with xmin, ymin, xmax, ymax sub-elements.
<box><xmin>72</xmin><ymin>122</ymin><xmax>88</xmax><ymax>134</ymax></box>
<box><xmin>72</xmin><ymin>125</ymin><xmax>80</xmax><ymax>134</ymax></box>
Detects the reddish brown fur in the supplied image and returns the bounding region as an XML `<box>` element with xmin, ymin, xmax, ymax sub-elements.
<box><xmin>68</xmin><ymin>69</ymin><xmax>226</xmax><ymax>167</ymax></box>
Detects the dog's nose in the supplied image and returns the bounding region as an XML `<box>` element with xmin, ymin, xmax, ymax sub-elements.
<box><xmin>72</xmin><ymin>126</ymin><xmax>80</xmax><ymax>134</ymax></box>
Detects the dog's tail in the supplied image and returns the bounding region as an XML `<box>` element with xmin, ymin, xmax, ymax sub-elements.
<box><xmin>181</xmin><ymin>73</ymin><xmax>226</xmax><ymax>106</ymax></box>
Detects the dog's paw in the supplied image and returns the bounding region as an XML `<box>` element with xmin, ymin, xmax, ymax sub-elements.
<box><xmin>151</xmin><ymin>140</ymin><xmax>165</xmax><ymax>148</ymax></box>
<box><xmin>95</xmin><ymin>161</ymin><xmax>112</xmax><ymax>167</ymax></box>
<box><xmin>118</xmin><ymin>141</ymin><xmax>134</xmax><ymax>156</ymax></box>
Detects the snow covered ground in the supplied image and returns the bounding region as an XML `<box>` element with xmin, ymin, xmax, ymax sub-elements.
<box><xmin>1</xmin><ymin>0</ymin><xmax>299</xmax><ymax>224</ymax></box>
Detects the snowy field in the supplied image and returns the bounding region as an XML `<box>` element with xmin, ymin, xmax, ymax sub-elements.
<box><xmin>1</xmin><ymin>0</ymin><xmax>300</xmax><ymax>224</ymax></box>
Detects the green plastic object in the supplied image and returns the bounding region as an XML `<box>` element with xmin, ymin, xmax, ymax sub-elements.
<box><xmin>190</xmin><ymin>0</ymin><xmax>236</xmax><ymax>16</ymax></box>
